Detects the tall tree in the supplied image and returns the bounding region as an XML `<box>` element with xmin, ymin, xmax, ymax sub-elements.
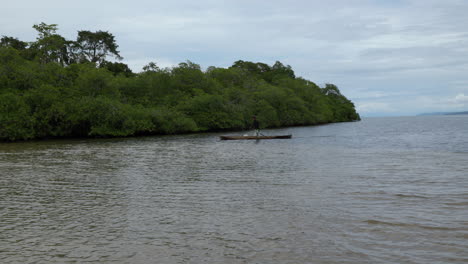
<box><xmin>142</xmin><ymin>62</ymin><xmax>160</xmax><ymax>72</ymax></box>
<box><xmin>75</xmin><ymin>30</ymin><xmax>122</xmax><ymax>65</ymax></box>
<box><xmin>32</xmin><ymin>22</ymin><xmax>59</xmax><ymax>39</ymax></box>
<box><xmin>30</xmin><ymin>22</ymin><xmax>71</xmax><ymax>65</ymax></box>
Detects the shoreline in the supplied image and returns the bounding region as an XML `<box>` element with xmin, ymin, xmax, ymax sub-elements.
<box><xmin>0</xmin><ymin>119</ymin><xmax>359</xmax><ymax>144</ymax></box>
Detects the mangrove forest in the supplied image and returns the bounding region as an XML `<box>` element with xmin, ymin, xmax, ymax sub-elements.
<box><xmin>0</xmin><ymin>23</ymin><xmax>360</xmax><ymax>141</ymax></box>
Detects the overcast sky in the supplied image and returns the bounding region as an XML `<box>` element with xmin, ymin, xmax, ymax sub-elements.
<box><xmin>1</xmin><ymin>0</ymin><xmax>467</xmax><ymax>116</ymax></box>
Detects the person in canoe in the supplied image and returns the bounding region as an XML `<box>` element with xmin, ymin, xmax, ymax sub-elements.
<box><xmin>252</xmin><ymin>116</ymin><xmax>260</xmax><ymax>136</ymax></box>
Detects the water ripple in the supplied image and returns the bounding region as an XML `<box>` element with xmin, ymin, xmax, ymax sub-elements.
<box><xmin>1</xmin><ymin>116</ymin><xmax>467</xmax><ymax>263</ymax></box>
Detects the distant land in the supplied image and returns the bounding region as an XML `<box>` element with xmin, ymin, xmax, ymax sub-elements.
<box><xmin>419</xmin><ymin>111</ymin><xmax>468</xmax><ymax>116</ymax></box>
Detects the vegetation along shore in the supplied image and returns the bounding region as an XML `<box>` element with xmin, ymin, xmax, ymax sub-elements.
<box><xmin>0</xmin><ymin>23</ymin><xmax>360</xmax><ymax>141</ymax></box>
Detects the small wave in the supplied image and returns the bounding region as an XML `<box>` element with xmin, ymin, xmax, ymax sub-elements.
<box><xmin>444</xmin><ymin>201</ymin><xmax>468</xmax><ymax>206</ymax></box>
<box><xmin>394</xmin><ymin>194</ymin><xmax>429</xmax><ymax>199</ymax></box>
<box><xmin>348</xmin><ymin>190</ymin><xmax>388</xmax><ymax>195</ymax></box>
<box><xmin>364</xmin><ymin>219</ymin><xmax>458</xmax><ymax>231</ymax></box>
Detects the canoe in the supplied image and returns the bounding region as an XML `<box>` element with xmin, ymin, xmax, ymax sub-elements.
<box><xmin>220</xmin><ymin>135</ymin><xmax>292</xmax><ymax>140</ymax></box>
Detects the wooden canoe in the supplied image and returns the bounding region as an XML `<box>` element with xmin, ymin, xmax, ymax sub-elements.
<box><xmin>220</xmin><ymin>135</ymin><xmax>292</xmax><ymax>140</ymax></box>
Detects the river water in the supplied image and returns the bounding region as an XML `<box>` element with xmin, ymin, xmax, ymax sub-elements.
<box><xmin>1</xmin><ymin>115</ymin><xmax>467</xmax><ymax>263</ymax></box>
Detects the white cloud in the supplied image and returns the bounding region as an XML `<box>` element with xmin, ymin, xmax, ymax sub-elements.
<box><xmin>410</xmin><ymin>94</ymin><xmax>468</xmax><ymax>113</ymax></box>
<box><xmin>451</xmin><ymin>93</ymin><xmax>468</xmax><ymax>104</ymax></box>
<box><xmin>356</xmin><ymin>102</ymin><xmax>396</xmax><ymax>114</ymax></box>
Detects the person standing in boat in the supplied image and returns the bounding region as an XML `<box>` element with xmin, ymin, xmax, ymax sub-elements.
<box><xmin>252</xmin><ymin>116</ymin><xmax>260</xmax><ymax>136</ymax></box>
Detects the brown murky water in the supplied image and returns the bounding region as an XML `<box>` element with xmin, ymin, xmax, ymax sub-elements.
<box><xmin>1</xmin><ymin>116</ymin><xmax>467</xmax><ymax>263</ymax></box>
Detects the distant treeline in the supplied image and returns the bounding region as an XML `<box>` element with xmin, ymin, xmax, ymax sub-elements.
<box><xmin>419</xmin><ymin>111</ymin><xmax>468</xmax><ymax>116</ymax></box>
<box><xmin>0</xmin><ymin>23</ymin><xmax>360</xmax><ymax>141</ymax></box>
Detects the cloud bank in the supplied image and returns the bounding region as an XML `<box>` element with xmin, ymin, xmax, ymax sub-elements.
<box><xmin>1</xmin><ymin>0</ymin><xmax>467</xmax><ymax>116</ymax></box>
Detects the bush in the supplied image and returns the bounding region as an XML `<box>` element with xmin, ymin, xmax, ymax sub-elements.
<box><xmin>0</xmin><ymin>92</ymin><xmax>34</xmax><ymax>141</ymax></box>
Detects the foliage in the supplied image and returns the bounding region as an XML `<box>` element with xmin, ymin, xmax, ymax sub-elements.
<box><xmin>30</xmin><ymin>23</ymin><xmax>72</xmax><ymax>65</ymax></box>
<box><xmin>100</xmin><ymin>61</ymin><xmax>134</xmax><ymax>77</ymax></box>
<box><xmin>1</xmin><ymin>36</ymin><xmax>28</xmax><ymax>50</ymax></box>
<box><xmin>0</xmin><ymin>23</ymin><xmax>360</xmax><ymax>141</ymax></box>
<box><xmin>231</xmin><ymin>60</ymin><xmax>295</xmax><ymax>83</ymax></box>
<box><xmin>75</xmin><ymin>30</ymin><xmax>122</xmax><ymax>65</ymax></box>
<box><xmin>0</xmin><ymin>92</ymin><xmax>34</xmax><ymax>140</ymax></box>
<box><xmin>180</xmin><ymin>94</ymin><xmax>244</xmax><ymax>130</ymax></box>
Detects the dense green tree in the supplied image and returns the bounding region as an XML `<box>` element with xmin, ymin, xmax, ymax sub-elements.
<box><xmin>32</xmin><ymin>22</ymin><xmax>59</xmax><ymax>39</ymax></box>
<box><xmin>142</xmin><ymin>62</ymin><xmax>160</xmax><ymax>72</ymax></box>
<box><xmin>180</xmin><ymin>94</ymin><xmax>244</xmax><ymax>131</ymax></box>
<box><xmin>74</xmin><ymin>67</ymin><xmax>119</xmax><ymax>98</ymax></box>
<box><xmin>149</xmin><ymin>107</ymin><xmax>198</xmax><ymax>134</ymax></box>
<box><xmin>0</xmin><ymin>47</ymin><xmax>41</xmax><ymax>90</ymax></box>
<box><xmin>24</xmin><ymin>85</ymin><xmax>70</xmax><ymax>138</ymax></box>
<box><xmin>322</xmin><ymin>83</ymin><xmax>360</xmax><ymax>121</ymax></box>
<box><xmin>0</xmin><ymin>36</ymin><xmax>28</xmax><ymax>50</ymax></box>
<box><xmin>75</xmin><ymin>30</ymin><xmax>122</xmax><ymax>65</ymax></box>
<box><xmin>251</xmin><ymin>100</ymin><xmax>280</xmax><ymax>128</ymax></box>
<box><xmin>231</xmin><ymin>60</ymin><xmax>270</xmax><ymax>76</ymax></box>
<box><xmin>230</xmin><ymin>60</ymin><xmax>295</xmax><ymax>83</ymax></box>
<box><xmin>100</xmin><ymin>61</ymin><xmax>134</xmax><ymax>77</ymax></box>
<box><xmin>30</xmin><ymin>23</ymin><xmax>71</xmax><ymax>65</ymax></box>
<box><xmin>322</xmin><ymin>83</ymin><xmax>341</xmax><ymax>96</ymax></box>
<box><xmin>271</xmin><ymin>61</ymin><xmax>295</xmax><ymax>79</ymax></box>
<box><xmin>207</xmin><ymin>67</ymin><xmax>249</xmax><ymax>88</ymax></box>
<box><xmin>171</xmin><ymin>60</ymin><xmax>212</xmax><ymax>95</ymax></box>
<box><xmin>0</xmin><ymin>93</ymin><xmax>34</xmax><ymax>140</ymax></box>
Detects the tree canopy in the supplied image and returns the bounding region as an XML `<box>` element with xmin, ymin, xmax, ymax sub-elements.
<box><xmin>75</xmin><ymin>30</ymin><xmax>122</xmax><ymax>65</ymax></box>
<box><xmin>0</xmin><ymin>23</ymin><xmax>360</xmax><ymax>141</ymax></box>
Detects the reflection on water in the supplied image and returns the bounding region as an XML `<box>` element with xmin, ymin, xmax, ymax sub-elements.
<box><xmin>1</xmin><ymin>116</ymin><xmax>467</xmax><ymax>263</ymax></box>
